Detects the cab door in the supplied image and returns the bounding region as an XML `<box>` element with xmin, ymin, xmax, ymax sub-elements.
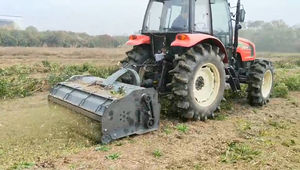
<box><xmin>210</xmin><ymin>0</ymin><xmax>233</xmax><ymax>47</ymax></box>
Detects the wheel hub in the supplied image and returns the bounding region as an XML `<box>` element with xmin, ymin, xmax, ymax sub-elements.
<box><xmin>195</xmin><ymin>76</ymin><xmax>205</xmax><ymax>90</ymax></box>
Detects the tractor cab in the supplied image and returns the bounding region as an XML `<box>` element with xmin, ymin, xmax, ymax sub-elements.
<box><xmin>142</xmin><ymin>0</ymin><xmax>237</xmax><ymax>51</ymax></box>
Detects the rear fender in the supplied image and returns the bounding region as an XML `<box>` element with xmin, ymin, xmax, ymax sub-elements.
<box><xmin>237</xmin><ymin>38</ymin><xmax>256</xmax><ymax>62</ymax></box>
<box><xmin>126</xmin><ymin>35</ymin><xmax>151</xmax><ymax>46</ymax></box>
<box><xmin>171</xmin><ymin>34</ymin><xmax>229</xmax><ymax>63</ymax></box>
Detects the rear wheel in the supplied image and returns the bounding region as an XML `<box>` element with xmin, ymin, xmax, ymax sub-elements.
<box><xmin>120</xmin><ymin>45</ymin><xmax>150</xmax><ymax>84</ymax></box>
<box><xmin>169</xmin><ymin>43</ymin><xmax>226</xmax><ymax>120</ymax></box>
<box><xmin>248</xmin><ymin>59</ymin><xmax>274</xmax><ymax>106</ymax></box>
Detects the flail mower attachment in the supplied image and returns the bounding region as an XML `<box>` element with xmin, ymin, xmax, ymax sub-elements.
<box><xmin>48</xmin><ymin>68</ymin><xmax>160</xmax><ymax>144</ymax></box>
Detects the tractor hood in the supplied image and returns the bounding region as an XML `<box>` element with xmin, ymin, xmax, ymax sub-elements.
<box><xmin>237</xmin><ymin>37</ymin><xmax>256</xmax><ymax>61</ymax></box>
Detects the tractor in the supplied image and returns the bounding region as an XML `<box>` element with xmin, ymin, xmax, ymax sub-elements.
<box><xmin>49</xmin><ymin>0</ymin><xmax>274</xmax><ymax>144</ymax></box>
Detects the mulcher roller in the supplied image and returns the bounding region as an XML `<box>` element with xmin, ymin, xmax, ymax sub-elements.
<box><xmin>48</xmin><ymin>68</ymin><xmax>160</xmax><ymax>144</ymax></box>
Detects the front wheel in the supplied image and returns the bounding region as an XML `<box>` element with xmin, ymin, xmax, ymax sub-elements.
<box><xmin>248</xmin><ymin>59</ymin><xmax>274</xmax><ymax>106</ymax></box>
<box><xmin>169</xmin><ymin>43</ymin><xmax>226</xmax><ymax>120</ymax></box>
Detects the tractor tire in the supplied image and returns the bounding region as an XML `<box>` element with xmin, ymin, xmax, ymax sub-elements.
<box><xmin>121</xmin><ymin>45</ymin><xmax>150</xmax><ymax>70</ymax></box>
<box><xmin>248</xmin><ymin>59</ymin><xmax>274</xmax><ymax>106</ymax></box>
<box><xmin>120</xmin><ymin>45</ymin><xmax>150</xmax><ymax>84</ymax></box>
<box><xmin>169</xmin><ymin>43</ymin><xmax>226</xmax><ymax>120</ymax></box>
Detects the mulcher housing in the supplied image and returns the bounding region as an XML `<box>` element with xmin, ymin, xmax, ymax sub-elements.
<box><xmin>49</xmin><ymin>68</ymin><xmax>160</xmax><ymax>144</ymax></box>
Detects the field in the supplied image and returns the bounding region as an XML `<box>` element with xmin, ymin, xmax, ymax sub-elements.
<box><xmin>0</xmin><ymin>47</ymin><xmax>300</xmax><ymax>170</ymax></box>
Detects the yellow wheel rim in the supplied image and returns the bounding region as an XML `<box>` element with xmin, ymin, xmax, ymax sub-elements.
<box><xmin>192</xmin><ymin>63</ymin><xmax>221</xmax><ymax>107</ymax></box>
<box><xmin>261</xmin><ymin>70</ymin><xmax>273</xmax><ymax>98</ymax></box>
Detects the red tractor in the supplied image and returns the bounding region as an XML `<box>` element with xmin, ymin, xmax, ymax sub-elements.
<box><xmin>122</xmin><ymin>0</ymin><xmax>274</xmax><ymax>120</ymax></box>
<box><xmin>49</xmin><ymin>0</ymin><xmax>274</xmax><ymax>143</ymax></box>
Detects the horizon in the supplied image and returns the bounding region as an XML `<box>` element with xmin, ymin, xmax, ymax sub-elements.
<box><xmin>0</xmin><ymin>0</ymin><xmax>299</xmax><ymax>35</ymax></box>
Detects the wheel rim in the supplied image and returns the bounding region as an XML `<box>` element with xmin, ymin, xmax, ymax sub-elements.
<box><xmin>192</xmin><ymin>63</ymin><xmax>221</xmax><ymax>107</ymax></box>
<box><xmin>261</xmin><ymin>70</ymin><xmax>273</xmax><ymax>98</ymax></box>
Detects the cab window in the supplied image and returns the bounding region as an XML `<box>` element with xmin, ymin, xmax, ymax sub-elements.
<box><xmin>211</xmin><ymin>0</ymin><xmax>232</xmax><ymax>45</ymax></box>
<box><xmin>194</xmin><ymin>0</ymin><xmax>211</xmax><ymax>33</ymax></box>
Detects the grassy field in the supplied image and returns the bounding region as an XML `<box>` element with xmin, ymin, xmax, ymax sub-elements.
<box><xmin>0</xmin><ymin>47</ymin><xmax>129</xmax><ymax>68</ymax></box>
<box><xmin>0</xmin><ymin>48</ymin><xmax>299</xmax><ymax>169</ymax></box>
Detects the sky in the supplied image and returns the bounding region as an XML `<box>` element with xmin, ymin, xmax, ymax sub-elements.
<box><xmin>0</xmin><ymin>0</ymin><xmax>299</xmax><ymax>35</ymax></box>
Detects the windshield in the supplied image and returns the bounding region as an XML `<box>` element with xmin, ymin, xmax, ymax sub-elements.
<box><xmin>143</xmin><ymin>0</ymin><xmax>189</xmax><ymax>33</ymax></box>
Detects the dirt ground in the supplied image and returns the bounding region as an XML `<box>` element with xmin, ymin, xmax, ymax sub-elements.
<box><xmin>0</xmin><ymin>47</ymin><xmax>299</xmax><ymax>169</ymax></box>
<box><xmin>44</xmin><ymin>92</ymin><xmax>299</xmax><ymax>170</ymax></box>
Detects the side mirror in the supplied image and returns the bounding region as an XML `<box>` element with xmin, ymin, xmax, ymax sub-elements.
<box><xmin>239</xmin><ymin>9</ymin><xmax>246</xmax><ymax>22</ymax></box>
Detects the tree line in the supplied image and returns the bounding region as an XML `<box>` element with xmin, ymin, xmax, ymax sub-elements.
<box><xmin>0</xmin><ymin>20</ymin><xmax>299</xmax><ymax>52</ymax></box>
<box><xmin>240</xmin><ymin>20</ymin><xmax>300</xmax><ymax>52</ymax></box>
<box><xmin>0</xmin><ymin>26</ymin><xmax>121</xmax><ymax>48</ymax></box>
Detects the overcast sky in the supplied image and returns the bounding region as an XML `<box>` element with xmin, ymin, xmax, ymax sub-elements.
<box><xmin>0</xmin><ymin>0</ymin><xmax>299</xmax><ymax>35</ymax></box>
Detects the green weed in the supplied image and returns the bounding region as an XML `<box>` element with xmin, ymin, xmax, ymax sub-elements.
<box><xmin>215</xmin><ymin>114</ymin><xmax>228</xmax><ymax>121</ymax></box>
<box><xmin>282</xmin><ymin>75</ymin><xmax>300</xmax><ymax>91</ymax></box>
<box><xmin>220</xmin><ymin>99</ymin><xmax>233</xmax><ymax>111</ymax></box>
<box><xmin>106</xmin><ymin>153</ymin><xmax>120</xmax><ymax>160</ymax></box>
<box><xmin>194</xmin><ymin>164</ymin><xmax>201</xmax><ymax>170</ymax></box>
<box><xmin>295</xmin><ymin>60</ymin><xmax>300</xmax><ymax>67</ymax></box>
<box><xmin>273</xmin><ymin>82</ymin><xmax>289</xmax><ymax>98</ymax></box>
<box><xmin>41</xmin><ymin>60</ymin><xmax>51</xmax><ymax>68</ymax></box>
<box><xmin>0</xmin><ymin>62</ymin><xmax>118</xmax><ymax>99</ymax></box>
<box><xmin>282</xmin><ymin>140</ymin><xmax>296</xmax><ymax>147</ymax></box>
<box><xmin>163</xmin><ymin>126</ymin><xmax>172</xmax><ymax>135</ymax></box>
<box><xmin>127</xmin><ymin>138</ymin><xmax>136</xmax><ymax>144</ymax></box>
<box><xmin>69</xmin><ymin>164</ymin><xmax>77</xmax><ymax>170</ymax></box>
<box><xmin>237</xmin><ymin>120</ymin><xmax>252</xmax><ymax>131</ymax></box>
<box><xmin>95</xmin><ymin>145</ymin><xmax>110</xmax><ymax>152</ymax></box>
<box><xmin>110</xmin><ymin>87</ymin><xmax>126</xmax><ymax>96</ymax></box>
<box><xmin>115</xmin><ymin>142</ymin><xmax>123</xmax><ymax>146</ymax></box>
<box><xmin>153</xmin><ymin>149</ymin><xmax>163</xmax><ymax>158</ymax></box>
<box><xmin>268</xmin><ymin>121</ymin><xmax>286</xmax><ymax>129</ymax></box>
<box><xmin>274</xmin><ymin>61</ymin><xmax>296</xmax><ymax>69</ymax></box>
<box><xmin>258</xmin><ymin>128</ymin><xmax>270</xmax><ymax>137</ymax></box>
<box><xmin>176</xmin><ymin>124</ymin><xmax>189</xmax><ymax>133</ymax></box>
<box><xmin>287</xmin><ymin>97</ymin><xmax>299</xmax><ymax>107</ymax></box>
<box><xmin>0</xmin><ymin>75</ymin><xmax>42</xmax><ymax>99</ymax></box>
<box><xmin>221</xmin><ymin>142</ymin><xmax>260</xmax><ymax>163</ymax></box>
<box><xmin>10</xmin><ymin>162</ymin><xmax>35</xmax><ymax>170</ymax></box>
